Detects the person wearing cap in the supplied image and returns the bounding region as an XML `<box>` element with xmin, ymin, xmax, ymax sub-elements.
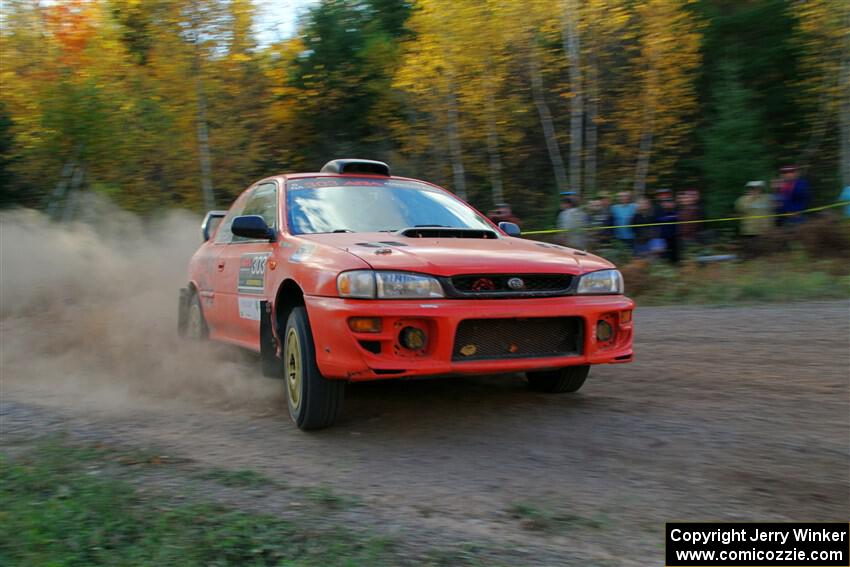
<box><xmin>557</xmin><ymin>195</ymin><xmax>589</xmax><ymax>250</ymax></box>
<box><xmin>778</xmin><ymin>166</ymin><xmax>810</xmax><ymax>223</ymax></box>
<box><xmin>736</xmin><ymin>181</ymin><xmax>773</xmax><ymax>237</ymax></box>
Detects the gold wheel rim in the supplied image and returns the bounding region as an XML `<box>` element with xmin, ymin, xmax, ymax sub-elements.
<box><xmin>285</xmin><ymin>328</ymin><xmax>302</xmax><ymax>410</ymax></box>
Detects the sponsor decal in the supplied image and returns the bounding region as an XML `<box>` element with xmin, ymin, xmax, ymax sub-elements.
<box><xmin>238</xmin><ymin>296</ymin><xmax>262</xmax><ymax>321</ymax></box>
<box><xmin>238</xmin><ymin>252</ymin><xmax>270</xmax><ymax>294</ymax></box>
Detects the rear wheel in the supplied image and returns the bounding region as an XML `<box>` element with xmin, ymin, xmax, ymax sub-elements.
<box><xmin>526</xmin><ymin>365</ymin><xmax>589</xmax><ymax>393</ymax></box>
<box><xmin>185</xmin><ymin>292</ymin><xmax>208</xmax><ymax>341</ymax></box>
<box><xmin>284</xmin><ymin>307</ymin><xmax>344</xmax><ymax>430</ymax></box>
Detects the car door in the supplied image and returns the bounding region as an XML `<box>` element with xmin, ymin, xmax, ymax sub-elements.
<box><xmin>214</xmin><ymin>181</ymin><xmax>279</xmax><ymax>348</ymax></box>
<box><xmin>201</xmin><ymin>190</ymin><xmax>252</xmax><ymax>337</ymax></box>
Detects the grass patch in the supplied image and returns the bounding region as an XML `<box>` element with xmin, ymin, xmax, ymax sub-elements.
<box><xmin>305</xmin><ymin>486</ymin><xmax>360</xmax><ymax>510</ymax></box>
<box><xmin>506</xmin><ymin>502</ymin><xmax>605</xmax><ymax>534</ymax></box>
<box><xmin>623</xmin><ymin>252</ymin><xmax>850</xmax><ymax>305</ymax></box>
<box><xmin>0</xmin><ymin>437</ymin><xmax>475</xmax><ymax>566</ymax></box>
<box><xmin>197</xmin><ymin>467</ymin><xmax>280</xmax><ymax>489</ymax></box>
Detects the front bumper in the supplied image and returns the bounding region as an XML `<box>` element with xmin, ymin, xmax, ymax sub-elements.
<box><xmin>304</xmin><ymin>294</ymin><xmax>634</xmax><ymax>381</ymax></box>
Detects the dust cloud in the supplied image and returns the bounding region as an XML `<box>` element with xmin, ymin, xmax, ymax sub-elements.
<box><xmin>0</xmin><ymin>196</ymin><xmax>282</xmax><ymax>414</ymax></box>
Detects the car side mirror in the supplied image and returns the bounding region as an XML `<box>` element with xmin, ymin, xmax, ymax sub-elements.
<box><xmin>201</xmin><ymin>210</ymin><xmax>227</xmax><ymax>242</ymax></box>
<box><xmin>231</xmin><ymin>215</ymin><xmax>275</xmax><ymax>241</ymax></box>
<box><xmin>498</xmin><ymin>221</ymin><xmax>521</xmax><ymax>237</ymax></box>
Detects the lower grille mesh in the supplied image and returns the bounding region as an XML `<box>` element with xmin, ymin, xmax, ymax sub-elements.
<box><xmin>452</xmin><ymin>317</ymin><xmax>583</xmax><ymax>361</ymax></box>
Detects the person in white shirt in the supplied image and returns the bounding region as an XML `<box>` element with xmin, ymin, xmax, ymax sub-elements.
<box><xmin>557</xmin><ymin>196</ymin><xmax>589</xmax><ymax>250</ymax></box>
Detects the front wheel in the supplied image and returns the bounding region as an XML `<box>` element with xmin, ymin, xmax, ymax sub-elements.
<box><xmin>284</xmin><ymin>306</ymin><xmax>344</xmax><ymax>430</ymax></box>
<box><xmin>526</xmin><ymin>365</ymin><xmax>590</xmax><ymax>393</ymax></box>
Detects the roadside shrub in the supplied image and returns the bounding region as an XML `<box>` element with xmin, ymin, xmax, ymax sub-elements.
<box><xmin>794</xmin><ymin>215</ymin><xmax>850</xmax><ymax>260</ymax></box>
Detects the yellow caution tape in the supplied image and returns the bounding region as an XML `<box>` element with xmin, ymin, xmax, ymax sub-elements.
<box><xmin>521</xmin><ymin>201</ymin><xmax>850</xmax><ymax>236</ymax></box>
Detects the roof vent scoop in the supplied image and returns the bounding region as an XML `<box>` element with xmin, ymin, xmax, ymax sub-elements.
<box><xmin>320</xmin><ymin>159</ymin><xmax>390</xmax><ymax>176</ymax></box>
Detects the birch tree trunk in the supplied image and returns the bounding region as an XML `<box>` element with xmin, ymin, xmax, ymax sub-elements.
<box><xmin>564</xmin><ymin>0</ymin><xmax>583</xmax><ymax>197</ymax></box>
<box><xmin>190</xmin><ymin>4</ymin><xmax>216</xmax><ymax>211</ymax></box>
<box><xmin>195</xmin><ymin>79</ymin><xmax>216</xmax><ymax>211</ymax></box>
<box><xmin>485</xmin><ymin>89</ymin><xmax>504</xmax><ymax>205</ymax></box>
<box><xmin>446</xmin><ymin>88</ymin><xmax>467</xmax><ymax>200</ymax></box>
<box><xmin>633</xmin><ymin>68</ymin><xmax>657</xmax><ymax>196</ymax></box>
<box><xmin>585</xmin><ymin>50</ymin><xmax>598</xmax><ymax>197</ymax></box>
<box><xmin>529</xmin><ymin>52</ymin><xmax>568</xmax><ymax>195</ymax></box>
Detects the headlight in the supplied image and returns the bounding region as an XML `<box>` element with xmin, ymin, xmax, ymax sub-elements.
<box><xmin>336</xmin><ymin>271</ymin><xmax>376</xmax><ymax>298</ymax></box>
<box><xmin>576</xmin><ymin>269</ymin><xmax>624</xmax><ymax>295</ymax></box>
<box><xmin>337</xmin><ymin>271</ymin><xmax>444</xmax><ymax>299</ymax></box>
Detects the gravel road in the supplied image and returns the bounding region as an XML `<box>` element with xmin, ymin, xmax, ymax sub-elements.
<box><xmin>3</xmin><ymin>301</ymin><xmax>848</xmax><ymax>565</ymax></box>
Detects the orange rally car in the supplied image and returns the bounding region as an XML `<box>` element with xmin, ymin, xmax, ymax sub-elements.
<box><xmin>179</xmin><ymin>159</ymin><xmax>634</xmax><ymax>430</ymax></box>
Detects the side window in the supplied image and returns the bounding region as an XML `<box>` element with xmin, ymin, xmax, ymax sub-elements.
<box><xmin>214</xmin><ymin>192</ymin><xmax>250</xmax><ymax>244</ymax></box>
<box><xmin>232</xmin><ymin>182</ymin><xmax>278</xmax><ymax>243</ymax></box>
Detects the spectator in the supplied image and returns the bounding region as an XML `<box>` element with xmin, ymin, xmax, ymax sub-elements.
<box><xmin>632</xmin><ymin>197</ymin><xmax>656</xmax><ymax>256</ymax></box>
<box><xmin>557</xmin><ymin>191</ymin><xmax>578</xmax><ymax>224</ymax></box>
<box><xmin>610</xmin><ymin>191</ymin><xmax>638</xmax><ymax>249</ymax></box>
<box><xmin>677</xmin><ymin>189</ymin><xmax>701</xmax><ymax>244</ymax></box>
<box><xmin>656</xmin><ymin>197</ymin><xmax>680</xmax><ymax>264</ymax></box>
<box><xmin>487</xmin><ymin>203</ymin><xmax>521</xmax><ymax>227</ymax></box>
<box><xmin>778</xmin><ymin>166</ymin><xmax>810</xmax><ymax>223</ymax></box>
<box><xmin>587</xmin><ymin>193</ymin><xmax>614</xmax><ymax>247</ymax></box>
<box><xmin>735</xmin><ymin>181</ymin><xmax>773</xmax><ymax>237</ymax></box>
<box><xmin>653</xmin><ymin>188</ymin><xmax>673</xmax><ymax>218</ymax></box>
<box><xmin>840</xmin><ymin>185</ymin><xmax>850</xmax><ymax>218</ymax></box>
<box><xmin>557</xmin><ymin>196</ymin><xmax>589</xmax><ymax>250</ymax></box>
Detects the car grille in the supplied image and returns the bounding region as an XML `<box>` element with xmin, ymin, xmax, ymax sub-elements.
<box><xmin>445</xmin><ymin>274</ymin><xmax>574</xmax><ymax>298</ymax></box>
<box><xmin>452</xmin><ymin>317</ymin><xmax>583</xmax><ymax>361</ymax></box>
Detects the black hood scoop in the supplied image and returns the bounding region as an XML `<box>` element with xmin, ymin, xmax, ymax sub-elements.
<box><xmin>397</xmin><ymin>227</ymin><xmax>498</xmax><ymax>239</ymax></box>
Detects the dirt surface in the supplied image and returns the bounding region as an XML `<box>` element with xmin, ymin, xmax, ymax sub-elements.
<box><xmin>2</xmin><ymin>301</ymin><xmax>848</xmax><ymax>565</ymax></box>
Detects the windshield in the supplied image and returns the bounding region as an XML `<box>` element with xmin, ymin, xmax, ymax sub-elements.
<box><xmin>285</xmin><ymin>177</ymin><xmax>494</xmax><ymax>235</ymax></box>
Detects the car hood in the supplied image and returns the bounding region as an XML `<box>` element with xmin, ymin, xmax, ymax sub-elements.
<box><xmin>299</xmin><ymin>232</ymin><xmax>614</xmax><ymax>276</ymax></box>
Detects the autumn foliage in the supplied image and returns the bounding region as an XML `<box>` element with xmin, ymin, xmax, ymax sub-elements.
<box><xmin>0</xmin><ymin>0</ymin><xmax>847</xmax><ymax>226</ymax></box>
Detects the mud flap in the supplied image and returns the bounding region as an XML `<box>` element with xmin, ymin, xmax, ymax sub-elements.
<box><xmin>260</xmin><ymin>300</ymin><xmax>281</xmax><ymax>378</ymax></box>
<box><xmin>177</xmin><ymin>287</ymin><xmax>189</xmax><ymax>337</ymax></box>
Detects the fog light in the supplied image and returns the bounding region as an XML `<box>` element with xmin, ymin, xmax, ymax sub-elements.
<box><xmin>596</xmin><ymin>320</ymin><xmax>614</xmax><ymax>342</ymax></box>
<box><xmin>348</xmin><ymin>317</ymin><xmax>381</xmax><ymax>333</ymax></box>
<box><xmin>399</xmin><ymin>326</ymin><xmax>427</xmax><ymax>350</ymax></box>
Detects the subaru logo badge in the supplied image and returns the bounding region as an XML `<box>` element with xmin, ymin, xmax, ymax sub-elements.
<box><xmin>507</xmin><ymin>277</ymin><xmax>525</xmax><ymax>290</ymax></box>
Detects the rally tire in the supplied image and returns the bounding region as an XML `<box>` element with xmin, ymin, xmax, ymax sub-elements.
<box><xmin>526</xmin><ymin>365</ymin><xmax>590</xmax><ymax>393</ymax></box>
<box><xmin>185</xmin><ymin>292</ymin><xmax>209</xmax><ymax>341</ymax></box>
<box><xmin>284</xmin><ymin>307</ymin><xmax>344</xmax><ymax>430</ymax></box>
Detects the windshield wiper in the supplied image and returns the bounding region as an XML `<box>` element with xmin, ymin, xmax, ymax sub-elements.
<box><xmin>414</xmin><ymin>224</ymin><xmax>450</xmax><ymax>227</ymax></box>
<box><xmin>332</xmin><ymin>229</ymin><xmax>354</xmax><ymax>233</ymax></box>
